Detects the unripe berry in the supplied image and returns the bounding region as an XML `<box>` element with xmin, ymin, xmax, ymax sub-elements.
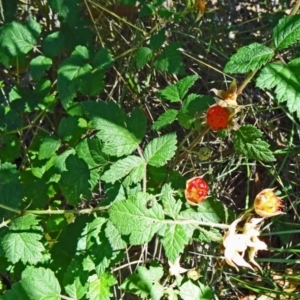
<box><xmin>254</xmin><ymin>188</ymin><xmax>284</xmax><ymax>218</ymax></box>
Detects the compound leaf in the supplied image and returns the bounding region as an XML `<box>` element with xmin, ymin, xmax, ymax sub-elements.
<box><xmin>29</xmin><ymin>55</ymin><xmax>52</xmax><ymax>81</ymax></box>
<box><xmin>0</xmin><ymin>19</ymin><xmax>40</xmax><ymax>56</ymax></box>
<box><xmin>157</xmin><ymin>75</ymin><xmax>198</xmax><ymax>102</ymax></box>
<box><xmin>152</xmin><ymin>109</ymin><xmax>178</xmax><ymax>131</ymax></box>
<box><xmin>224</xmin><ymin>43</ymin><xmax>274</xmax><ymax>74</ymax></box>
<box><xmin>154</xmin><ymin>42</ymin><xmax>185</xmax><ymax>74</ymax></box>
<box><xmin>87</xmin><ymin>273</ymin><xmax>117</xmax><ymax>300</ymax></box>
<box><xmin>59</xmin><ymin>154</ymin><xmax>91</xmax><ymax>205</ymax></box>
<box><xmin>38</xmin><ymin>136</ymin><xmax>61</xmax><ymax>160</ymax></box>
<box><xmin>1</xmin><ymin>215</ymin><xmax>45</xmax><ymax>265</ymax></box>
<box><xmin>233</xmin><ymin>125</ymin><xmax>275</xmax><ymax>162</ymax></box>
<box><xmin>83</xmin><ymin>101</ymin><xmax>145</xmax><ymax>157</ymax></box>
<box><xmin>120</xmin><ymin>263</ymin><xmax>164</xmax><ymax>300</ymax></box>
<box><xmin>22</xmin><ymin>267</ymin><xmax>61</xmax><ymax>300</ymax></box>
<box><xmin>109</xmin><ymin>193</ymin><xmax>165</xmax><ymax>245</ymax></box>
<box><xmin>256</xmin><ymin>60</ymin><xmax>300</xmax><ymax>118</ymax></box>
<box><xmin>273</xmin><ymin>15</ymin><xmax>300</xmax><ymax>50</ymax></box>
<box><xmin>136</xmin><ymin>47</ymin><xmax>153</xmax><ymax>69</ymax></box>
<box><xmin>144</xmin><ymin>133</ymin><xmax>177</xmax><ymax>167</ymax></box>
<box><xmin>102</xmin><ymin>156</ymin><xmax>145</xmax><ymax>184</ymax></box>
<box><xmin>179</xmin><ymin>280</ymin><xmax>212</xmax><ymax>300</ymax></box>
<box><xmin>161</xmin><ymin>184</ymin><xmax>181</xmax><ymax>219</ymax></box>
<box><xmin>161</xmin><ymin>224</ymin><xmax>191</xmax><ymax>263</ymax></box>
<box><xmin>58</xmin><ymin>45</ymin><xmax>92</xmax><ymax>109</ymax></box>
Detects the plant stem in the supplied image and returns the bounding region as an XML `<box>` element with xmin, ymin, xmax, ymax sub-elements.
<box><xmin>290</xmin><ymin>0</ymin><xmax>300</xmax><ymax>15</ymax></box>
<box><xmin>0</xmin><ymin>204</ymin><xmax>110</xmax><ymax>219</ymax></box>
<box><xmin>174</xmin><ymin>126</ymin><xmax>210</xmax><ymax>166</ymax></box>
<box><xmin>236</xmin><ymin>70</ymin><xmax>256</xmax><ymax>95</ymax></box>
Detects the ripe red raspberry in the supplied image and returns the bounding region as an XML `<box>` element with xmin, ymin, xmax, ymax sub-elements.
<box><xmin>185</xmin><ymin>176</ymin><xmax>209</xmax><ymax>205</ymax></box>
<box><xmin>206</xmin><ymin>105</ymin><xmax>229</xmax><ymax>131</ymax></box>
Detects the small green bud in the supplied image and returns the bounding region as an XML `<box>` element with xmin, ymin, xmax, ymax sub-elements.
<box><xmin>198</xmin><ymin>146</ymin><xmax>212</xmax><ymax>161</ymax></box>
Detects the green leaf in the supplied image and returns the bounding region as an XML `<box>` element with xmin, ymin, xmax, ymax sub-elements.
<box><xmin>1</xmin><ymin>215</ymin><xmax>46</xmax><ymax>264</ymax></box>
<box><xmin>154</xmin><ymin>42</ymin><xmax>185</xmax><ymax>74</ymax></box>
<box><xmin>0</xmin><ymin>107</ymin><xmax>22</xmax><ymax>131</ymax></box>
<box><xmin>136</xmin><ymin>47</ymin><xmax>153</xmax><ymax>69</ymax></box>
<box><xmin>144</xmin><ymin>133</ymin><xmax>177</xmax><ymax>167</ymax></box>
<box><xmin>78</xmin><ymin>70</ymin><xmax>105</xmax><ymax>96</ymax></box>
<box><xmin>59</xmin><ymin>154</ymin><xmax>91</xmax><ymax>205</ymax></box>
<box><xmin>2</xmin><ymin>267</ymin><xmax>61</xmax><ymax>300</ymax></box>
<box><xmin>49</xmin><ymin>0</ymin><xmax>80</xmax><ymax>25</ymax></box>
<box><xmin>0</xmin><ymin>182</ymin><xmax>23</xmax><ymax>218</ymax></box>
<box><xmin>109</xmin><ymin>193</ymin><xmax>165</xmax><ymax>245</ymax></box>
<box><xmin>273</xmin><ymin>15</ymin><xmax>300</xmax><ymax>50</ymax></box>
<box><xmin>126</xmin><ymin>107</ymin><xmax>147</xmax><ymax>142</ymax></box>
<box><xmin>181</xmin><ymin>199</ymin><xmax>222</xmax><ymax>224</ymax></box>
<box><xmin>58</xmin><ymin>45</ymin><xmax>92</xmax><ymax>109</ymax></box>
<box><xmin>177</xmin><ymin>111</ymin><xmax>196</xmax><ymax>129</ymax></box>
<box><xmin>179</xmin><ymin>280</ymin><xmax>213</xmax><ymax>300</ymax></box>
<box><xmin>182</xmin><ymin>94</ymin><xmax>215</xmax><ymax>115</ymax></box>
<box><xmin>233</xmin><ymin>125</ymin><xmax>275</xmax><ymax>162</ymax></box>
<box><xmin>161</xmin><ymin>224</ymin><xmax>191</xmax><ymax>263</ymax></box>
<box><xmin>139</xmin><ymin>4</ymin><xmax>155</xmax><ymax>17</ymax></box>
<box><xmin>38</xmin><ymin>136</ymin><xmax>61</xmax><ymax>160</ymax></box>
<box><xmin>224</xmin><ymin>43</ymin><xmax>274</xmax><ymax>74</ymax></box>
<box><xmin>92</xmin><ymin>48</ymin><xmax>114</xmax><ymax>70</ymax></box>
<box><xmin>161</xmin><ymin>184</ymin><xmax>182</xmax><ymax>219</ymax></box>
<box><xmin>150</xmin><ymin>28</ymin><xmax>166</xmax><ymax>50</ymax></box>
<box><xmin>87</xmin><ymin>273</ymin><xmax>117</xmax><ymax>300</ymax></box>
<box><xmin>21</xmin><ymin>267</ymin><xmax>61</xmax><ymax>300</ymax></box>
<box><xmin>101</xmin><ymin>156</ymin><xmax>145</xmax><ymax>184</ymax></box>
<box><xmin>1</xmin><ymin>0</ymin><xmax>17</xmax><ymax>23</ymax></box>
<box><xmin>256</xmin><ymin>60</ymin><xmax>300</xmax><ymax>118</ymax></box>
<box><xmin>58</xmin><ymin>116</ymin><xmax>86</xmax><ymax>144</ymax></box>
<box><xmin>0</xmin><ymin>162</ymin><xmax>19</xmax><ymax>184</ymax></box>
<box><xmin>77</xmin><ymin>217</ymin><xmax>107</xmax><ymax>251</ymax></box>
<box><xmin>42</xmin><ymin>31</ymin><xmax>64</xmax><ymax>57</ymax></box>
<box><xmin>197</xmin><ymin>226</ymin><xmax>222</xmax><ymax>243</ymax></box>
<box><xmin>83</xmin><ymin>101</ymin><xmax>145</xmax><ymax>157</ymax></box>
<box><xmin>120</xmin><ymin>263</ymin><xmax>164</xmax><ymax>300</ymax></box>
<box><xmin>0</xmin><ymin>19</ymin><xmax>40</xmax><ymax>56</ymax></box>
<box><xmin>76</xmin><ymin>137</ymin><xmax>108</xmax><ymax>168</ymax></box>
<box><xmin>157</xmin><ymin>75</ymin><xmax>199</xmax><ymax>102</ymax></box>
<box><xmin>152</xmin><ymin>109</ymin><xmax>178</xmax><ymax>131</ymax></box>
<box><xmin>104</xmin><ymin>220</ymin><xmax>127</xmax><ymax>250</ymax></box>
<box><xmin>21</xmin><ymin>173</ymin><xmax>48</xmax><ymax>208</ymax></box>
<box><xmin>29</xmin><ymin>55</ymin><xmax>52</xmax><ymax>81</ymax></box>
<box><xmin>64</xmin><ymin>260</ymin><xmax>88</xmax><ymax>300</ymax></box>
<box><xmin>50</xmin><ymin>215</ymin><xmax>90</xmax><ymax>282</ymax></box>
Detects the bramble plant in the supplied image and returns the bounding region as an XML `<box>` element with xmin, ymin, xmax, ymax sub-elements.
<box><xmin>0</xmin><ymin>0</ymin><xmax>299</xmax><ymax>299</ymax></box>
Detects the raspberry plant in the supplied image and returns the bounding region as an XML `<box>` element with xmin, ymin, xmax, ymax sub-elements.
<box><xmin>0</xmin><ymin>0</ymin><xmax>299</xmax><ymax>299</ymax></box>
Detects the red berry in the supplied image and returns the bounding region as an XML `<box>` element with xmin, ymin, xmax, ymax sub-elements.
<box><xmin>185</xmin><ymin>176</ymin><xmax>209</xmax><ymax>205</ymax></box>
<box><xmin>206</xmin><ymin>105</ymin><xmax>229</xmax><ymax>131</ymax></box>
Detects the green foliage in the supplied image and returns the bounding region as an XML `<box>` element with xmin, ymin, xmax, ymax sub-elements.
<box><xmin>157</xmin><ymin>75</ymin><xmax>199</xmax><ymax>102</ymax></box>
<box><xmin>233</xmin><ymin>125</ymin><xmax>275</xmax><ymax>161</ymax></box>
<box><xmin>120</xmin><ymin>263</ymin><xmax>164</xmax><ymax>299</ymax></box>
<box><xmin>256</xmin><ymin>59</ymin><xmax>300</xmax><ymax>118</ymax></box>
<box><xmin>1</xmin><ymin>215</ymin><xmax>46</xmax><ymax>265</ymax></box>
<box><xmin>0</xmin><ymin>1</ymin><xmax>298</xmax><ymax>299</ymax></box>
<box><xmin>273</xmin><ymin>15</ymin><xmax>300</xmax><ymax>50</ymax></box>
<box><xmin>224</xmin><ymin>43</ymin><xmax>274</xmax><ymax>74</ymax></box>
